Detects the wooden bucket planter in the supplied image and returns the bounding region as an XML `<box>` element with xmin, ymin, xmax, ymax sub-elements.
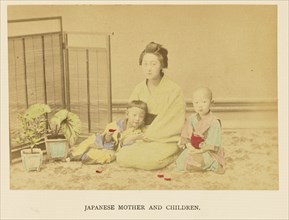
<box><xmin>20</xmin><ymin>148</ymin><xmax>43</xmax><ymax>172</ymax></box>
<box><xmin>45</xmin><ymin>135</ymin><xmax>69</xmax><ymax>161</ymax></box>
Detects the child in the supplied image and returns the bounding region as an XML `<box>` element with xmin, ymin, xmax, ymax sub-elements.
<box><xmin>69</xmin><ymin>100</ymin><xmax>147</xmax><ymax>165</ymax></box>
<box><xmin>176</xmin><ymin>87</ymin><xmax>225</xmax><ymax>173</ymax></box>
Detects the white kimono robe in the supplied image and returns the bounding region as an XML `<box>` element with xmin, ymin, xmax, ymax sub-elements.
<box><xmin>116</xmin><ymin>75</ymin><xmax>186</xmax><ymax>170</ymax></box>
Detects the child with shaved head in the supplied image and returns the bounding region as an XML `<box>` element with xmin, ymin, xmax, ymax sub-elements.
<box><xmin>176</xmin><ymin>87</ymin><xmax>225</xmax><ymax>174</ymax></box>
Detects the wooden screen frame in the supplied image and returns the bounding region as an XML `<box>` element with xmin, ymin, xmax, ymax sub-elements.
<box><xmin>8</xmin><ymin>17</ymin><xmax>65</xmax><ymax>162</ymax></box>
<box><xmin>64</xmin><ymin>31</ymin><xmax>112</xmax><ymax>135</ymax></box>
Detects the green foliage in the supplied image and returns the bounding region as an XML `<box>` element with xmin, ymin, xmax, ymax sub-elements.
<box><xmin>48</xmin><ymin>109</ymin><xmax>82</xmax><ymax>146</ymax></box>
<box><xmin>16</xmin><ymin>104</ymin><xmax>51</xmax><ymax>151</ymax></box>
<box><xmin>16</xmin><ymin>104</ymin><xmax>82</xmax><ymax>150</ymax></box>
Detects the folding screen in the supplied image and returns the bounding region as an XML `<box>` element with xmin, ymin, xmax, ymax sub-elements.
<box><xmin>8</xmin><ymin>17</ymin><xmax>65</xmax><ymax>149</ymax></box>
<box><xmin>8</xmin><ymin>18</ymin><xmax>112</xmax><ymax>155</ymax></box>
<box><xmin>64</xmin><ymin>32</ymin><xmax>112</xmax><ymax>134</ymax></box>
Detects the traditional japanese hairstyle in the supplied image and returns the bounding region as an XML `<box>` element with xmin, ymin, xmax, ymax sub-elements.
<box><xmin>139</xmin><ymin>42</ymin><xmax>168</xmax><ymax>68</ymax></box>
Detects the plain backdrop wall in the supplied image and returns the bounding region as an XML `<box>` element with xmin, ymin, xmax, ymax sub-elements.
<box><xmin>7</xmin><ymin>5</ymin><xmax>277</xmax><ymax>103</ymax></box>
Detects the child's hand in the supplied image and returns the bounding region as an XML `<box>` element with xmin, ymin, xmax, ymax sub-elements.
<box><xmin>187</xmin><ymin>143</ymin><xmax>203</xmax><ymax>154</ymax></box>
<box><xmin>122</xmin><ymin>133</ymin><xmax>144</xmax><ymax>146</ymax></box>
<box><xmin>104</xmin><ymin>129</ymin><xmax>117</xmax><ymax>142</ymax></box>
<box><xmin>177</xmin><ymin>142</ymin><xmax>186</xmax><ymax>149</ymax></box>
<box><xmin>133</xmin><ymin>132</ymin><xmax>145</xmax><ymax>141</ymax></box>
<box><xmin>177</xmin><ymin>137</ymin><xmax>189</xmax><ymax>149</ymax></box>
<box><xmin>108</xmin><ymin>128</ymin><xmax>117</xmax><ymax>135</ymax></box>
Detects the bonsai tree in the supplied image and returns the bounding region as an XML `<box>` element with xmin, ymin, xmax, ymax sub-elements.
<box><xmin>16</xmin><ymin>104</ymin><xmax>51</xmax><ymax>154</ymax></box>
<box><xmin>47</xmin><ymin>109</ymin><xmax>82</xmax><ymax>146</ymax></box>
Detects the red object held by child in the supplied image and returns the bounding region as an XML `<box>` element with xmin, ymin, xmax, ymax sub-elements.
<box><xmin>108</xmin><ymin>129</ymin><xmax>116</xmax><ymax>132</ymax></box>
<box><xmin>191</xmin><ymin>134</ymin><xmax>204</xmax><ymax>149</ymax></box>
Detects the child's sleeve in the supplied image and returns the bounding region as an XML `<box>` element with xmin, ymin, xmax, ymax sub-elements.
<box><xmin>200</xmin><ymin>120</ymin><xmax>222</xmax><ymax>151</ymax></box>
<box><xmin>180</xmin><ymin>116</ymin><xmax>193</xmax><ymax>139</ymax></box>
<box><xmin>95</xmin><ymin>133</ymin><xmax>116</xmax><ymax>150</ymax></box>
<box><xmin>95</xmin><ymin>122</ymin><xmax>119</xmax><ymax>150</ymax></box>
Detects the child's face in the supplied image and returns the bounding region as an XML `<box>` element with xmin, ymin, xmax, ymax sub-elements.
<box><xmin>126</xmin><ymin>107</ymin><xmax>146</xmax><ymax>129</ymax></box>
<box><xmin>141</xmin><ymin>53</ymin><xmax>162</xmax><ymax>81</ymax></box>
<box><xmin>192</xmin><ymin>91</ymin><xmax>213</xmax><ymax>117</ymax></box>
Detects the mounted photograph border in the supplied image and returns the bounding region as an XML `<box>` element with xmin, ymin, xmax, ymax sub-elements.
<box><xmin>1</xmin><ymin>1</ymin><xmax>288</xmax><ymax>219</ymax></box>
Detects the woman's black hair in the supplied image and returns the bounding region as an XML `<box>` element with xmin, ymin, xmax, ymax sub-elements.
<box><xmin>139</xmin><ymin>42</ymin><xmax>168</xmax><ymax>68</ymax></box>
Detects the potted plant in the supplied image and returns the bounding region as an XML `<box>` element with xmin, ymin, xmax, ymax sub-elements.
<box><xmin>16</xmin><ymin>104</ymin><xmax>51</xmax><ymax>172</ymax></box>
<box><xmin>45</xmin><ymin>109</ymin><xmax>81</xmax><ymax>161</ymax></box>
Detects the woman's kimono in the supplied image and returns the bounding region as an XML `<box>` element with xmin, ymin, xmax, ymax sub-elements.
<box><xmin>116</xmin><ymin>75</ymin><xmax>186</xmax><ymax>170</ymax></box>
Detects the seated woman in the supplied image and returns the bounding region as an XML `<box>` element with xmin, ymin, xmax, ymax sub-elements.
<box><xmin>116</xmin><ymin>42</ymin><xmax>186</xmax><ymax>170</ymax></box>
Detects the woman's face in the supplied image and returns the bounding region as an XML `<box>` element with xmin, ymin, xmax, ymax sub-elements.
<box><xmin>141</xmin><ymin>53</ymin><xmax>162</xmax><ymax>81</ymax></box>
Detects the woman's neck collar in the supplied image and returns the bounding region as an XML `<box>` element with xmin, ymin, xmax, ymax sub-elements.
<box><xmin>146</xmin><ymin>71</ymin><xmax>164</xmax><ymax>87</ymax></box>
